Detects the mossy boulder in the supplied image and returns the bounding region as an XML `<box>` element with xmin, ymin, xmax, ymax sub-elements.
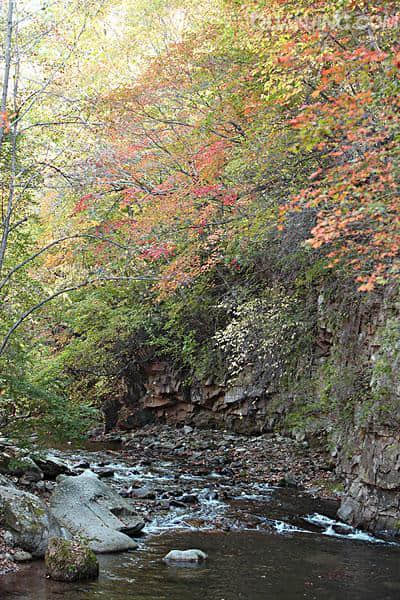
<box><xmin>0</xmin><ymin>485</ymin><xmax>64</xmax><ymax>557</ymax></box>
<box><xmin>45</xmin><ymin>537</ymin><xmax>99</xmax><ymax>582</ymax></box>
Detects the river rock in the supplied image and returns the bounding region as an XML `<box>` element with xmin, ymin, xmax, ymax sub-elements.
<box><xmin>279</xmin><ymin>473</ymin><xmax>302</xmax><ymax>489</ymax></box>
<box><xmin>91</xmin><ymin>466</ymin><xmax>114</xmax><ymax>478</ymax></box>
<box><xmin>129</xmin><ymin>485</ymin><xmax>155</xmax><ymax>499</ymax></box>
<box><xmin>177</xmin><ymin>493</ymin><xmax>198</xmax><ymax>504</ymax></box>
<box><xmin>163</xmin><ymin>549</ymin><xmax>208</xmax><ymax>563</ymax></box>
<box><xmin>0</xmin><ymin>484</ymin><xmax>65</xmax><ymax>557</ymax></box>
<box><xmin>13</xmin><ymin>550</ymin><xmax>33</xmax><ymax>562</ymax></box>
<box><xmin>73</xmin><ymin>460</ymin><xmax>90</xmax><ymax>470</ymax></box>
<box><xmin>50</xmin><ymin>470</ymin><xmax>144</xmax><ymax>553</ymax></box>
<box><xmin>45</xmin><ymin>537</ymin><xmax>99</xmax><ymax>582</ymax></box>
<box><xmin>0</xmin><ymin>474</ymin><xmax>13</xmax><ymax>487</ymax></box>
<box><xmin>34</xmin><ymin>454</ymin><xmax>73</xmax><ymax>480</ymax></box>
<box><xmin>0</xmin><ymin>452</ymin><xmax>43</xmax><ymax>482</ymax></box>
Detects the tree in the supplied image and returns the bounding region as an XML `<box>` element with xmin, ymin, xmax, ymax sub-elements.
<box><xmin>1</xmin><ymin>0</ymin><xmax>399</xmax><ymax>435</ymax></box>
<box><xmin>0</xmin><ymin>0</ymin><xmax>111</xmax><ymax>360</ymax></box>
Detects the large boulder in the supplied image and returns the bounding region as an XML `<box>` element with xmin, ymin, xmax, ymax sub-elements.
<box><xmin>0</xmin><ymin>484</ymin><xmax>65</xmax><ymax>557</ymax></box>
<box><xmin>50</xmin><ymin>471</ymin><xmax>144</xmax><ymax>553</ymax></box>
<box><xmin>45</xmin><ymin>537</ymin><xmax>99</xmax><ymax>582</ymax></box>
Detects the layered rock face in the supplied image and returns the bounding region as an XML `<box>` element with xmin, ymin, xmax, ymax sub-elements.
<box><xmin>336</xmin><ymin>297</ymin><xmax>400</xmax><ymax>534</ymax></box>
<box><xmin>116</xmin><ymin>362</ymin><xmax>279</xmax><ymax>434</ymax></box>
<box><xmin>338</xmin><ymin>428</ymin><xmax>400</xmax><ymax>534</ymax></box>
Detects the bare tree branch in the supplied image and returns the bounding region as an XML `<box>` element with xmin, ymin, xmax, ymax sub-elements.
<box><xmin>0</xmin><ymin>274</ymin><xmax>156</xmax><ymax>358</ymax></box>
<box><xmin>0</xmin><ymin>233</ymin><xmax>133</xmax><ymax>292</ymax></box>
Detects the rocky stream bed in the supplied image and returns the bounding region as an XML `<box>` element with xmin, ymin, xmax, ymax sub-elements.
<box><xmin>0</xmin><ymin>426</ymin><xmax>400</xmax><ymax>599</ymax></box>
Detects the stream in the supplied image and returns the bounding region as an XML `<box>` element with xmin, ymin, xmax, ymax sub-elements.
<box><xmin>1</xmin><ymin>443</ymin><xmax>400</xmax><ymax>599</ymax></box>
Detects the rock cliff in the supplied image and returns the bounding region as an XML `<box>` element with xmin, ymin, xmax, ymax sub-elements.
<box><xmin>109</xmin><ymin>285</ymin><xmax>400</xmax><ymax>534</ymax></box>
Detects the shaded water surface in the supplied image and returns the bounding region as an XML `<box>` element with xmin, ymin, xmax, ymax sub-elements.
<box><xmin>1</xmin><ymin>529</ymin><xmax>400</xmax><ymax>600</ymax></box>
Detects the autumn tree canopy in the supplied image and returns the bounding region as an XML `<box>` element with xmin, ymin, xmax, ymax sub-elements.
<box><xmin>56</xmin><ymin>0</ymin><xmax>400</xmax><ymax>298</ymax></box>
<box><xmin>0</xmin><ymin>0</ymin><xmax>399</xmax><ymax>438</ymax></box>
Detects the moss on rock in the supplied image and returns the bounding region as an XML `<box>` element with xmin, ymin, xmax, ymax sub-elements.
<box><xmin>45</xmin><ymin>537</ymin><xmax>99</xmax><ymax>583</ymax></box>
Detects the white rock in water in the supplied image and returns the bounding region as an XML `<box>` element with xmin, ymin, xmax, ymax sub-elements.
<box><xmin>163</xmin><ymin>549</ymin><xmax>207</xmax><ymax>563</ymax></box>
<box><xmin>13</xmin><ymin>550</ymin><xmax>33</xmax><ymax>562</ymax></box>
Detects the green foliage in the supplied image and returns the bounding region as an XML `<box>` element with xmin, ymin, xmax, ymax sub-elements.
<box><xmin>214</xmin><ymin>287</ymin><xmax>311</xmax><ymax>386</ymax></box>
<box><xmin>371</xmin><ymin>316</ymin><xmax>400</xmax><ymax>416</ymax></box>
<box><xmin>0</xmin><ymin>344</ymin><xmax>98</xmax><ymax>443</ymax></box>
<box><xmin>1</xmin><ymin>0</ymin><xmax>400</xmax><ymax>443</ymax></box>
<box><xmin>38</xmin><ymin>395</ymin><xmax>98</xmax><ymax>443</ymax></box>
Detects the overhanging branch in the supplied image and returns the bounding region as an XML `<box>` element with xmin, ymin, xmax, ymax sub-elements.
<box><xmin>0</xmin><ymin>274</ymin><xmax>155</xmax><ymax>358</ymax></box>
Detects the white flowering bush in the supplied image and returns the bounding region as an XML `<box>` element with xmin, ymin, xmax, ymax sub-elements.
<box><xmin>214</xmin><ymin>289</ymin><xmax>308</xmax><ymax>386</ymax></box>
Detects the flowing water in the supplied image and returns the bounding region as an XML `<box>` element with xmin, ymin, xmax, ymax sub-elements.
<box><xmin>1</xmin><ymin>446</ymin><xmax>399</xmax><ymax>600</ymax></box>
